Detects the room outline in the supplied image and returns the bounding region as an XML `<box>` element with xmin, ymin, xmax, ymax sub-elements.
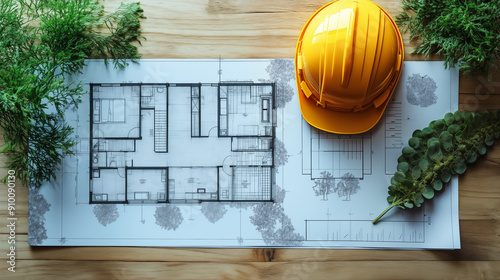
<box><xmin>89</xmin><ymin>82</ymin><xmax>276</xmax><ymax>204</ymax></box>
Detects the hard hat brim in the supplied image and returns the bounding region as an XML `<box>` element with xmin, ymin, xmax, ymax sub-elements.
<box><xmin>297</xmin><ymin>84</ymin><xmax>396</xmax><ymax>134</ymax></box>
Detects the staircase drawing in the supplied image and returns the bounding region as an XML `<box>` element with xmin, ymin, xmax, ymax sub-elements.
<box><xmin>154</xmin><ymin>110</ymin><xmax>167</xmax><ymax>152</ymax></box>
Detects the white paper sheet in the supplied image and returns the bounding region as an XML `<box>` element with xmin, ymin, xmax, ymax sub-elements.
<box><xmin>29</xmin><ymin>59</ymin><xmax>460</xmax><ymax>249</ymax></box>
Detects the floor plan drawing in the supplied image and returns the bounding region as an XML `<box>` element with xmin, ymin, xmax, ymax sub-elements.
<box><xmin>89</xmin><ymin>82</ymin><xmax>276</xmax><ymax>204</ymax></box>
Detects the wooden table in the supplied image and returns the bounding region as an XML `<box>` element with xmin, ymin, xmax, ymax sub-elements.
<box><xmin>1</xmin><ymin>0</ymin><xmax>499</xmax><ymax>279</ymax></box>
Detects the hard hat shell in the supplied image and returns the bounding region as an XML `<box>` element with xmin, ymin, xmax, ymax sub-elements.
<box><xmin>295</xmin><ymin>0</ymin><xmax>404</xmax><ymax>134</ymax></box>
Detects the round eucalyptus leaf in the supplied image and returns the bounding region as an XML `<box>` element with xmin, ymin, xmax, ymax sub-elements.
<box><xmin>404</xmin><ymin>202</ymin><xmax>414</xmax><ymax>209</ymax></box>
<box><xmin>397</xmin><ymin>161</ymin><xmax>409</xmax><ymax>173</ymax></box>
<box><xmin>427</xmin><ymin>139</ymin><xmax>442</xmax><ymax>161</ymax></box>
<box><xmin>454</xmin><ymin>110</ymin><xmax>464</xmax><ymax>118</ymax></box>
<box><xmin>440</xmin><ymin>171</ymin><xmax>451</xmax><ymax>183</ymax></box>
<box><xmin>444</xmin><ymin>112</ymin><xmax>455</xmax><ymax>126</ymax></box>
<box><xmin>454</xmin><ymin>110</ymin><xmax>464</xmax><ymax>122</ymax></box>
<box><xmin>411</xmin><ymin>165</ymin><xmax>421</xmax><ymax>179</ymax></box>
<box><xmin>389</xmin><ymin>185</ymin><xmax>397</xmax><ymax>193</ymax></box>
<box><xmin>394</xmin><ymin>171</ymin><xmax>406</xmax><ymax>182</ymax></box>
<box><xmin>419</xmin><ymin>158</ymin><xmax>430</xmax><ymax>171</ymax></box>
<box><xmin>432</xmin><ymin>119</ymin><xmax>446</xmax><ymax>133</ymax></box>
<box><xmin>439</xmin><ymin>131</ymin><xmax>454</xmax><ymax>151</ymax></box>
<box><xmin>422</xmin><ymin>186</ymin><xmax>435</xmax><ymax>199</ymax></box>
<box><xmin>401</xmin><ymin>179</ymin><xmax>414</xmax><ymax>189</ymax></box>
<box><xmin>427</xmin><ymin>137</ymin><xmax>439</xmax><ymax>146</ymax></box>
<box><xmin>432</xmin><ymin>179</ymin><xmax>443</xmax><ymax>191</ymax></box>
<box><xmin>453</xmin><ymin>158</ymin><xmax>467</xmax><ymax>174</ymax></box>
<box><xmin>485</xmin><ymin>133</ymin><xmax>495</xmax><ymax>146</ymax></box>
<box><xmin>402</xmin><ymin>146</ymin><xmax>416</xmax><ymax>158</ymax></box>
<box><xmin>412</xmin><ymin>129</ymin><xmax>423</xmax><ymax>138</ymax></box>
<box><xmin>391</xmin><ymin>177</ymin><xmax>398</xmax><ymax>186</ymax></box>
<box><xmin>408</xmin><ymin>137</ymin><xmax>421</xmax><ymax>149</ymax></box>
<box><xmin>477</xmin><ymin>144</ymin><xmax>487</xmax><ymax>155</ymax></box>
<box><xmin>415</xmin><ymin>193</ymin><xmax>424</xmax><ymax>204</ymax></box>
<box><xmin>422</xmin><ymin>127</ymin><xmax>434</xmax><ymax>137</ymax></box>
<box><xmin>398</xmin><ymin>155</ymin><xmax>406</xmax><ymax>163</ymax></box>
<box><xmin>465</xmin><ymin>151</ymin><xmax>477</xmax><ymax>163</ymax></box>
<box><xmin>447</xmin><ymin>124</ymin><xmax>461</xmax><ymax>134</ymax></box>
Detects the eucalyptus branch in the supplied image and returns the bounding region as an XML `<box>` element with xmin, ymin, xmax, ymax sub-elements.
<box><xmin>373</xmin><ymin>110</ymin><xmax>500</xmax><ymax>224</ymax></box>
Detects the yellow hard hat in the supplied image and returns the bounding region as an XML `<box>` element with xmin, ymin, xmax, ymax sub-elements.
<box><xmin>295</xmin><ymin>0</ymin><xmax>404</xmax><ymax>134</ymax></box>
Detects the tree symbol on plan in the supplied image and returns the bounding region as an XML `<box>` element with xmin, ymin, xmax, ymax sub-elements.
<box><xmin>335</xmin><ymin>172</ymin><xmax>361</xmax><ymax>201</ymax></box>
<box><xmin>250</xmin><ymin>203</ymin><xmax>304</xmax><ymax>246</ymax></box>
<box><xmin>313</xmin><ymin>171</ymin><xmax>335</xmax><ymax>200</ymax></box>
<box><xmin>406</xmin><ymin>73</ymin><xmax>438</xmax><ymax>107</ymax></box>
<box><xmin>28</xmin><ymin>187</ymin><xmax>51</xmax><ymax>245</ymax></box>
<box><xmin>93</xmin><ymin>204</ymin><xmax>119</xmax><ymax>226</ymax></box>
<box><xmin>155</xmin><ymin>205</ymin><xmax>183</xmax><ymax>230</ymax></box>
<box><xmin>273</xmin><ymin>138</ymin><xmax>289</xmax><ymax>171</ymax></box>
<box><xmin>265</xmin><ymin>59</ymin><xmax>295</xmax><ymax>108</ymax></box>
<box><xmin>249</xmin><ymin>185</ymin><xmax>303</xmax><ymax>246</ymax></box>
<box><xmin>201</xmin><ymin>202</ymin><xmax>227</xmax><ymax>224</ymax></box>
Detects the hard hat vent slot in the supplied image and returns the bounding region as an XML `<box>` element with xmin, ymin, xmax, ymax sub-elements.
<box><xmin>341</xmin><ymin>4</ymin><xmax>358</xmax><ymax>88</ymax></box>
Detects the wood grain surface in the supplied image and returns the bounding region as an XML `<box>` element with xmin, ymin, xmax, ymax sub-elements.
<box><xmin>1</xmin><ymin>0</ymin><xmax>499</xmax><ymax>279</ymax></box>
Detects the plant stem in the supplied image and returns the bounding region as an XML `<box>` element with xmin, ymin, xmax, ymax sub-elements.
<box><xmin>372</xmin><ymin>202</ymin><xmax>399</xmax><ymax>224</ymax></box>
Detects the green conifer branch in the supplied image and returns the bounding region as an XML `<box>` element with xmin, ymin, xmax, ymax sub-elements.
<box><xmin>396</xmin><ymin>0</ymin><xmax>500</xmax><ymax>76</ymax></box>
<box><xmin>0</xmin><ymin>0</ymin><xmax>146</xmax><ymax>187</ymax></box>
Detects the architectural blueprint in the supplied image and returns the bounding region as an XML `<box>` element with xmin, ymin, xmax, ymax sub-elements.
<box><xmin>29</xmin><ymin>59</ymin><xmax>460</xmax><ymax>249</ymax></box>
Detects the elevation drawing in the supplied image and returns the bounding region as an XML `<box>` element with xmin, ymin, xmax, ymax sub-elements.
<box><xmin>302</xmin><ymin>119</ymin><xmax>372</xmax><ymax>180</ymax></box>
